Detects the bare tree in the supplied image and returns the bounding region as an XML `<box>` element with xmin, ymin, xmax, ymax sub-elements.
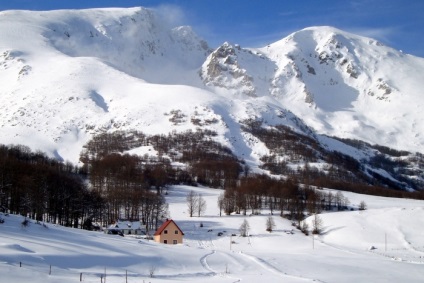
<box><xmin>326</xmin><ymin>192</ymin><xmax>334</xmax><ymax>210</ymax></box>
<box><xmin>222</xmin><ymin>189</ymin><xmax>236</xmax><ymax>215</ymax></box>
<box><xmin>186</xmin><ymin>190</ymin><xmax>198</xmax><ymax>217</ymax></box>
<box><xmin>335</xmin><ymin>191</ymin><xmax>347</xmax><ymax>210</ymax></box>
<box><xmin>217</xmin><ymin>193</ymin><xmax>224</xmax><ymax>217</ymax></box>
<box><xmin>197</xmin><ymin>194</ymin><xmax>207</xmax><ymax>217</ymax></box>
<box><xmin>266</xmin><ymin>216</ymin><xmax>275</xmax><ymax>232</ymax></box>
<box><xmin>149</xmin><ymin>265</ymin><xmax>156</xmax><ymax>278</ymax></box>
<box><xmin>239</xmin><ymin>219</ymin><xmax>250</xmax><ymax>237</ymax></box>
<box><xmin>342</xmin><ymin>193</ymin><xmax>350</xmax><ymax>210</ymax></box>
<box><xmin>312</xmin><ymin>214</ymin><xmax>323</xmax><ymax>234</ymax></box>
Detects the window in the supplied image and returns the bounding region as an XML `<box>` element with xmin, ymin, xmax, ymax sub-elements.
<box><xmin>164</xmin><ymin>230</ymin><xmax>168</xmax><ymax>234</ymax></box>
<box><xmin>173</xmin><ymin>240</ymin><xmax>177</xmax><ymax>244</ymax></box>
<box><xmin>164</xmin><ymin>240</ymin><xmax>168</xmax><ymax>244</ymax></box>
<box><xmin>175</xmin><ymin>230</ymin><xmax>178</xmax><ymax>234</ymax></box>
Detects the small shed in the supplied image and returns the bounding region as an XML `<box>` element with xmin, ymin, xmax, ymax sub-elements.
<box><xmin>154</xmin><ymin>219</ymin><xmax>184</xmax><ymax>244</ymax></box>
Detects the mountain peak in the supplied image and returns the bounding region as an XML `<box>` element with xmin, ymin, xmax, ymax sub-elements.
<box><xmin>1</xmin><ymin>8</ymin><xmax>424</xmax><ymax>170</ymax></box>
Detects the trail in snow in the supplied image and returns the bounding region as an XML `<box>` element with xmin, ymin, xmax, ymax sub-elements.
<box><xmin>318</xmin><ymin>229</ymin><xmax>424</xmax><ymax>265</ymax></box>
<box><xmin>199</xmin><ymin>250</ymin><xmax>217</xmax><ymax>275</ymax></box>
<box><xmin>238</xmin><ymin>251</ymin><xmax>325</xmax><ymax>283</ymax></box>
<box><xmin>197</xmin><ymin>237</ymin><xmax>323</xmax><ymax>283</ymax></box>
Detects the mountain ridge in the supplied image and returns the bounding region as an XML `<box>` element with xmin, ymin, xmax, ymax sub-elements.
<box><xmin>0</xmin><ymin>7</ymin><xmax>423</xmax><ymax>190</ymax></box>
<box><xmin>202</xmin><ymin>26</ymin><xmax>424</xmax><ymax>151</ymax></box>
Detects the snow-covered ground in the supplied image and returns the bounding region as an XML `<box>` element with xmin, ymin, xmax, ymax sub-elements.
<box><xmin>1</xmin><ymin>185</ymin><xmax>423</xmax><ymax>282</ymax></box>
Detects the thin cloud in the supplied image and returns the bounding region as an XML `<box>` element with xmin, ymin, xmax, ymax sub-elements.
<box><xmin>345</xmin><ymin>26</ymin><xmax>398</xmax><ymax>44</ymax></box>
<box><xmin>150</xmin><ymin>4</ymin><xmax>187</xmax><ymax>28</ymax></box>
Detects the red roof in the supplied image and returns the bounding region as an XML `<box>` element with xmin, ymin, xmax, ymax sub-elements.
<box><xmin>154</xmin><ymin>219</ymin><xmax>184</xmax><ymax>236</ymax></box>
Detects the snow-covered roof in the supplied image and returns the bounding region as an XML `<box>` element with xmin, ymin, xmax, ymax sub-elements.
<box><xmin>108</xmin><ymin>220</ymin><xmax>145</xmax><ymax>230</ymax></box>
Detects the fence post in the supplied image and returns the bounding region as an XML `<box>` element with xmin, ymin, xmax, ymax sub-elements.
<box><xmin>20</xmin><ymin>262</ymin><xmax>22</xmax><ymax>267</ymax></box>
<box><xmin>49</xmin><ymin>265</ymin><xmax>51</xmax><ymax>275</ymax></box>
<box><xmin>80</xmin><ymin>272</ymin><xmax>82</xmax><ymax>282</ymax></box>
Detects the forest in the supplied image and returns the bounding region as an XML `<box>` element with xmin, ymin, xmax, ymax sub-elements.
<box><xmin>1</xmin><ymin>127</ymin><xmax>423</xmax><ymax>231</ymax></box>
<box><xmin>241</xmin><ymin>119</ymin><xmax>424</xmax><ymax>192</ymax></box>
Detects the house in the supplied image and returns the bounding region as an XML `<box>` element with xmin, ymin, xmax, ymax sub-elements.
<box><xmin>104</xmin><ymin>220</ymin><xmax>147</xmax><ymax>236</ymax></box>
<box><xmin>154</xmin><ymin>219</ymin><xmax>184</xmax><ymax>244</ymax></box>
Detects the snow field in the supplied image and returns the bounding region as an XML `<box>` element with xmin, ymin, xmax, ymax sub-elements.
<box><xmin>1</xmin><ymin>185</ymin><xmax>424</xmax><ymax>282</ymax></box>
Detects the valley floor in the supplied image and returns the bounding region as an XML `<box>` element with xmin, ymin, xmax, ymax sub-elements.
<box><xmin>1</xmin><ymin>185</ymin><xmax>424</xmax><ymax>282</ymax></box>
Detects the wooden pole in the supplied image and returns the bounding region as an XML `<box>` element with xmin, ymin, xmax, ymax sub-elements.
<box><xmin>80</xmin><ymin>273</ymin><xmax>82</xmax><ymax>282</ymax></box>
<box><xmin>49</xmin><ymin>265</ymin><xmax>51</xmax><ymax>275</ymax></box>
<box><xmin>126</xmin><ymin>270</ymin><xmax>128</xmax><ymax>283</ymax></box>
<box><xmin>385</xmin><ymin>233</ymin><xmax>387</xmax><ymax>252</ymax></box>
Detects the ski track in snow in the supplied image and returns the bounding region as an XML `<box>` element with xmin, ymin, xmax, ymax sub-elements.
<box><xmin>197</xmin><ymin>238</ymin><xmax>323</xmax><ymax>283</ymax></box>
<box><xmin>238</xmin><ymin>251</ymin><xmax>325</xmax><ymax>283</ymax></box>
<box><xmin>397</xmin><ymin>226</ymin><xmax>424</xmax><ymax>256</ymax></box>
<box><xmin>198</xmin><ymin>238</ymin><xmax>245</xmax><ymax>281</ymax></box>
<box><xmin>199</xmin><ymin>250</ymin><xmax>217</xmax><ymax>275</ymax></box>
<box><xmin>315</xmin><ymin>236</ymin><xmax>360</xmax><ymax>256</ymax></box>
<box><xmin>318</xmin><ymin>227</ymin><xmax>424</xmax><ymax>265</ymax></box>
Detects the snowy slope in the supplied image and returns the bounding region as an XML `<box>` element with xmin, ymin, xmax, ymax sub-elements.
<box><xmin>0</xmin><ymin>7</ymin><xmax>215</xmax><ymax>163</ymax></box>
<box><xmin>201</xmin><ymin>26</ymin><xmax>424</xmax><ymax>153</ymax></box>
<box><xmin>262</xmin><ymin>27</ymin><xmax>424</xmax><ymax>151</ymax></box>
<box><xmin>0</xmin><ymin>8</ymin><xmax>210</xmax><ymax>84</ymax></box>
<box><xmin>1</xmin><ymin>185</ymin><xmax>424</xmax><ymax>283</ymax></box>
<box><xmin>1</xmin><ymin>8</ymin><xmax>424</xmax><ymax>169</ymax></box>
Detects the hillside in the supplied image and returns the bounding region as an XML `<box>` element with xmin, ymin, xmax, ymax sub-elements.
<box><xmin>1</xmin><ymin>185</ymin><xmax>424</xmax><ymax>282</ymax></box>
<box><xmin>0</xmin><ymin>7</ymin><xmax>423</xmax><ymax>191</ymax></box>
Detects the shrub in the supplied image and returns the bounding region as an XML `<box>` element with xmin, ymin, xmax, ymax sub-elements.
<box><xmin>21</xmin><ymin>218</ymin><xmax>30</xmax><ymax>228</ymax></box>
<box><xmin>359</xmin><ymin>201</ymin><xmax>367</xmax><ymax>211</ymax></box>
<box><xmin>312</xmin><ymin>214</ymin><xmax>323</xmax><ymax>235</ymax></box>
<box><xmin>300</xmin><ymin>221</ymin><xmax>309</xmax><ymax>235</ymax></box>
<box><xmin>239</xmin><ymin>219</ymin><xmax>250</xmax><ymax>237</ymax></box>
<box><xmin>266</xmin><ymin>216</ymin><xmax>275</xmax><ymax>232</ymax></box>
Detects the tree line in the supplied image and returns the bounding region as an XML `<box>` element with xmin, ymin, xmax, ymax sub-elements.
<box><xmin>0</xmin><ymin>144</ymin><xmax>93</xmax><ymax>227</ymax></box>
<box><xmin>80</xmin><ymin>129</ymin><xmax>243</xmax><ymax>190</ymax></box>
<box><xmin>78</xmin><ymin>129</ymin><xmax>242</xmax><ymax>230</ymax></box>
<box><xmin>217</xmin><ymin>174</ymin><xmax>350</xmax><ymax>225</ymax></box>
<box><xmin>0</xmin><ymin>144</ymin><xmax>169</xmax><ymax>231</ymax></box>
<box><xmin>1</xmin><ymin>125</ymin><xmax>423</xmax><ymax>231</ymax></box>
<box><xmin>241</xmin><ymin>119</ymin><xmax>424</xmax><ymax>195</ymax></box>
<box><xmin>0</xmin><ymin>129</ymin><xmax>242</xmax><ymax>231</ymax></box>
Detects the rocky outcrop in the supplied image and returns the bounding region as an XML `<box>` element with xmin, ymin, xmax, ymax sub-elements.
<box><xmin>200</xmin><ymin>42</ymin><xmax>256</xmax><ymax>96</ymax></box>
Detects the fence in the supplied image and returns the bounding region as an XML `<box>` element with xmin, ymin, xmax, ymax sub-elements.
<box><xmin>0</xmin><ymin>260</ymin><xmax>154</xmax><ymax>283</ymax></box>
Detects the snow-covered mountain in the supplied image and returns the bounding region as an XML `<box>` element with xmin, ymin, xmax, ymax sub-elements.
<box><xmin>201</xmin><ymin>26</ymin><xmax>424</xmax><ymax>151</ymax></box>
<box><xmin>0</xmin><ymin>7</ymin><xmax>423</xmax><ymax>188</ymax></box>
<box><xmin>0</xmin><ymin>7</ymin><xmax>212</xmax><ymax>161</ymax></box>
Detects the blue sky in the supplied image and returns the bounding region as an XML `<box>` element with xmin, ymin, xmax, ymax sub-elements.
<box><xmin>1</xmin><ymin>0</ymin><xmax>423</xmax><ymax>57</ymax></box>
